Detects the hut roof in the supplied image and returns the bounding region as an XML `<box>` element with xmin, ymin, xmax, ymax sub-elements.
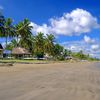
<box><xmin>12</xmin><ymin>47</ymin><xmax>31</xmax><ymax>55</ymax></box>
<box><xmin>0</xmin><ymin>44</ymin><xmax>3</xmax><ymax>50</ymax></box>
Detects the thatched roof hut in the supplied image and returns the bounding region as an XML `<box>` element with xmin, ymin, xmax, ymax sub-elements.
<box><xmin>12</xmin><ymin>47</ymin><xmax>31</xmax><ymax>55</ymax></box>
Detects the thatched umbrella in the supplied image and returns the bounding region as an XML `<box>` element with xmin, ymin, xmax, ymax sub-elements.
<box><xmin>12</xmin><ymin>47</ymin><xmax>31</xmax><ymax>58</ymax></box>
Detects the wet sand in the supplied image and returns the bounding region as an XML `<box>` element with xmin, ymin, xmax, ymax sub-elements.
<box><xmin>0</xmin><ymin>62</ymin><xmax>100</xmax><ymax>100</ymax></box>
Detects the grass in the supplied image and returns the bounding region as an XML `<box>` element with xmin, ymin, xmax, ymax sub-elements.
<box><xmin>0</xmin><ymin>59</ymin><xmax>56</xmax><ymax>64</ymax></box>
<box><xmin>0</xmin><ymin>59</ymin><xmax>72</xmax><ymax>64</ymax></box>
<box><xmin>0</xmin><ymin>58</ymin><xmax>99</xmax><ymax>64</ymax></box>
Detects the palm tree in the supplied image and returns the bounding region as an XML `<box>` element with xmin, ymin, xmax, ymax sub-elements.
<box><xmin>15</xmin><ymin>18</ymin><xmax>33</xmax><ymax>46</ymax></box>
<box><xmin>19</xmin><ymin>34</ymin><xmax>34</xmax><ymax>53</ymax></box>
<box><xmin>5</xmin><ymin>39</ymin><xmax>17</xmax><ymax>50</ymax></box>
<box><xmin>0</xmin><ymin>13</ymin><xmax>5</xmax><ymax>37</ymax></box>
<box><xmin>33</xmin><ymin>32</ymin><xmax>45</xmax><ymax>58</ymax></box>
<box><xmin>0</xmin><ymin>17</ymin><xmax>15</xmax><ymax>48</ymax></box>
<box><xmin>53</xmin><ymin>44</ymin><xmax>64</xmax><ymax>57</ymax></box>
<box><xmin>0</xmin><ymin>12</ymin><xmax>5</xmax><ymax>26</ymax></box>
<box><xmin>44</xmin><ymin>34</ymin><xmax>55</xmax><ymax>56</ymax></box>
<box><xmin>3</xmin><ymin>18</ymin><xmax>15</xmax><ymax>47</ymax></box>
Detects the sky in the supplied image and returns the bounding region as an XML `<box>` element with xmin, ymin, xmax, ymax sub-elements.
<box><xmin>0</xmin><ymin>0</ymin><xmax>100</xmax><ymax>58</ymax></box>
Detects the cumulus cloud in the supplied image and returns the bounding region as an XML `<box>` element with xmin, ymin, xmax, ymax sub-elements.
<box><xmin>61</xmin><ymin>41</ymin><xmax>88</xmax><ymax>52</ymax></box>
<box><xmin>91</xmin><ymin>44</ymin><xmax>100</xmax><ymax>50</ymax></box>
<box><xmin>70</xmin><ymin>45</ymin><xmax>77</xmax><ymax>51</ymax></box>
<box><xmin>30</xmin><ymin>22</ymin><xmax>52</xmax><ymax>36</ymax></box>
<box><xmin>61</xmin><ymin>39</ymin><xmax>100</xmax><ymax>58</ymax></box>
<box><xmin>31</xmin><ymin>8</ymin><xmax>100</xmax><ymax>36</ymax></box>
<box><xmin>30</xmin><ymin>8</ymin><xmax>100</xmax><ymax>58</ymax></box>
<box><xmin>84</xmin><ymin>35</ymin><xmax>95</xmax><ymax>44</ymax></box>
<box><xmin>83</xmin><ymin>35</ymin><xmax>100</xmax><ymax>51</ymax></box>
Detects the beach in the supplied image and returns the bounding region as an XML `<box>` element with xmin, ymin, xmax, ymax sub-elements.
<box><xmin>0</xmin><ymin>62</ymin><xmax>100</xmax><ymax>100</ymax></box>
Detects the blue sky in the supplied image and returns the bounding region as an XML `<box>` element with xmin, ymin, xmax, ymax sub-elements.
<box><xmin>0</xmin><ymin>0</ymin><xmax>100</xmax><ymax>58</ymax></box>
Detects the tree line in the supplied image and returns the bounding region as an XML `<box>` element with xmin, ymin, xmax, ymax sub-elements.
<box><xmin>0</xmin><ymin>13</ymin><xmax>99</xmax><ymax>60</ymax></box>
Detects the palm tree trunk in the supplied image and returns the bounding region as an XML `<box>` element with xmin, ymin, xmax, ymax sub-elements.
<box><xmin>5</xmin><ymin>36</ymin><xmax>7</xmax><ymax>49</ymax></box>
<box><xmin>16</xmin><ymin>35</ymin><xmax>19</xmax><ymax>47</ymax></box>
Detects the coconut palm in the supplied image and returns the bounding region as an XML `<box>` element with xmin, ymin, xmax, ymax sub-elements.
<box><xmin>33</xmin><ymin>32</ymin><xmax>45</xmax><ymax>58</ymax></box>
<box><xmin>53</xmin><ymin>43</ymin><xmax>64</xmax><ymax>57</ymax></box>
<box><xmin>0</xmin><ymin>17</ymin><xmax>15</xmax><ymax>49</ymax></box>
<box><xmin>19</xmin><ymin>34</ymin><xmax>34</xmax><ymax>53</ymax></box>
<box><xmin>5</xmin><ymin>39</ymin><xmax>17</xmax><ymax>50</ymax></box>
<box><xmin>0</xmin><ymin>14</ymin><xmax>5</xmax><ymax>37</ymax></box>
<box><xmin>15</xmin><ymin>18</ymin><xmax>33</xmax><ymax>46</ymax></box>
<box><xmin>44</xmin><ymin>34</ymin><xmax>55</xmax><ymax>56</ymax></box>
<box><xmin>0</xmin><ymin>12</ymin><xmax>5</xmax><ymax>25</ymax></box>
<box><xmin>3</xmin><ymin>18</ymin><xmax>15</xmax><ymax>47</ymax></box>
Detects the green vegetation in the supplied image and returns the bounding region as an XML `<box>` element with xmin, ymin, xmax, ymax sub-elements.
<box><xmin>0</xmin><ymin>13</ymin><xmax>99</xmax><ymax>61</ymax></box>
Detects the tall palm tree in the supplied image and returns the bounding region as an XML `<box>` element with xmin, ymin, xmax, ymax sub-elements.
<box><xmin>33</xmin><ymin>32</ymin><xmax>45</xmax><ymax>58</ymax></box>
<box><xmin>0</xmin><ymin>17</ymin><xmax>15</xmax><ymax>48</ymax></box>
<box><xmin>0</xmin><ymin>12</ymin><xmax>5</xmax><ymax>26</ymax></box>
<box><xmin>15</xmin><ymin>18</ymin><xmax>33</xmax><ymax>46</ymax></box>
<box><xmin>5</xmin><ymin>39</ymin><xmax>17</xmax><ymax>50</ymax></box>
<box><xmin>44</xmin><ymin>34</ymin><xmax>55</xmax><ymax>56</ymax></box>
<box><xmin>0</xmin><ymin>14</ymin><xmax>5</xmax><ymax>37</ymax></box>
<box><xmin>3</xmin><ymin>18</ymin><xmax>15</xmax><ymax>47</ymax></box>
<box><xmin>53</xmin><ymin>44</ymin><xmax>64</xmax><ymax>57</ymax></box>
<box><xmin>19</xmin><ymin>34</ymin><xmax>34</xmax><ymax>52</ymax></box>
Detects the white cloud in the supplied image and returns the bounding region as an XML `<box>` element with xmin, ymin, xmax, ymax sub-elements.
<box><xmin>70</xmin><ymin>45</ymin><xmax>77</xmax><ymax>51</ymax></box>
<box><xmin>30</xmin><ymin>22</ymin><xmax>52</xmax><ymax>36</ymax></box>
<box><xmin>91</xmin><ymin>44</ymin><xmax>100</xmax><ymax>50</ymax></box>
<box><xmin>84</xmin><ymin>35</ymin><xmax>95</xmax><ymax>44</ymax></box>
<box><xmin>61</xmin><ymin>40</ymin><xmax>100</xmax><ymax>59</ymax></box>
<box><xmin>50</xmin><ymin>8</ymin><xmax>99</xmax><ymax>35</ymax></box>
<box><xmin>31</xmin><ymin>8</ymin><xmax>100</xmax><ymax>36</ymax></box>
<box><xmin>83</xmin><ymin>35</ymin><xmax>100</xmax><ymax>51</ymax></box>
<box><xmin>30</xmin><ymin>8</ymin><xmax>100</xmax><ymax>58</ymax></box>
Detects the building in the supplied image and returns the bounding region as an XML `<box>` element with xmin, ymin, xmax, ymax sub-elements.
<box><xmin>0</xmin><ymin>44</ymin><xmax>3</xmax><ymax>58</ymax></box>
<box><xmin>12</xmin><ymin>47</ymin><xmax>31</xmax><ymax>59</ymax></box>
<box><xmin>3</xmin><ymin>50</ymin><xmax>11</xmax><ymax>58</ymax></box>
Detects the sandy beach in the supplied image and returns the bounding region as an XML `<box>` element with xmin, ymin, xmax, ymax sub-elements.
<box><xmin>0</xmin><ymin>62</ymin><xmax>100</xmax><ymax>100</ymax></box>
